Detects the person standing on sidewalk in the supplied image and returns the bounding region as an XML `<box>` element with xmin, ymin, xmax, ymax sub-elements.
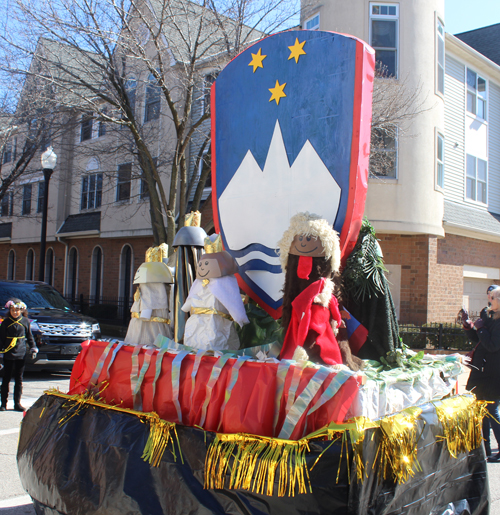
<box><xmin>0</xmin><ymin>299</ymin><xmax>38</xmax><ymax>412</ymax></box>
<box><xmin>461</xmin><ymin>285</ymin><xmax>500</xmax><ymax>461</ymax></box>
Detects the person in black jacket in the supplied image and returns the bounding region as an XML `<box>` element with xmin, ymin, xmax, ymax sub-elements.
<box><xmin>462</xmin><ymin>285</ymin><xmax>500</xmax><ymax>462</ymax></box>
<box><xmin>0</xmin><ymin>298</ymin><xmax>38</xmax><ymax>412</ymax></box>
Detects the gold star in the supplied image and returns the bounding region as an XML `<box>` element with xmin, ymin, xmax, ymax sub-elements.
<box><xmin>248</xmin><ymin>48</ymin><xmax>267</xmax><ymax>73</ymax></box>
<box><xmin>269</xmin><ymin>80</ymin><xmax>287</xmax><ymax>105</ymax></box>
<box><xmin>288</xmin><ymin>38</ymin><xmax>306</xmax><ymax>63</ymax></box>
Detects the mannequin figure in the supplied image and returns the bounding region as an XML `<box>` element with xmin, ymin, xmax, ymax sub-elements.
<box><xmin>182</xmin><ymin>235</ymin><xmax>249</xmax><ymax>350</ymax></box>
<box><xmin>278</xmin><ymin>212</ymin><xmax>362</xmax><ymax>370</ymax></box>
<box><xmin>124</xmin><ymin>244</ymin><xmax>174</xmax><ymax>346</ymax></box>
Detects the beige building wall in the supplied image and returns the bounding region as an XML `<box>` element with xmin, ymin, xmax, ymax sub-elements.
<box><xmin>302</xmin><ymin>0</ymin><xmax>446</xmax><ymax>237</ymax></box>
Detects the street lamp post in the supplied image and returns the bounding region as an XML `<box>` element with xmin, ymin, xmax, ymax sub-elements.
<box><xmin>38</xmin><ymin>146</ymin><xmax>57</xmax><ymax>282</ymax></box>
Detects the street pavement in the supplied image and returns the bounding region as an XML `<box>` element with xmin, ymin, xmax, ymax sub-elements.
<box><xmin>1</xmin><ymin>369</ymin><xmax>500</xmax><ymax>514</ymax></box>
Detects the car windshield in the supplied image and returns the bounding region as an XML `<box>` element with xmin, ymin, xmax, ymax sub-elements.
<box><xmin>0</xmin><ymin>283</ymin><xmax>72</xmax><ymax>311</ymax></box>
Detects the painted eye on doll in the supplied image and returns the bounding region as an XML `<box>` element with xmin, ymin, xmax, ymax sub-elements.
<box><xmin>289</xmin><ymin>234</ymin><xmax>326</xmax><ymax>257</ymax></box>
<box><xmin>197</xmin><ymin>256</ymin><xmax>222</xmax><ymax>279</ymax></box>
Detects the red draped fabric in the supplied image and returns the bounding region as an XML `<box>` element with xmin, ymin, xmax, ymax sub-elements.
<box><xmin>70</xmin><ymin>341</ymin><xmax>360</xmax><ymax>439</ymax></box>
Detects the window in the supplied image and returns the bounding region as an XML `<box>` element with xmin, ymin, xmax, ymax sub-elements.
<box><xmin>305</xmin><ymin>13</ymin><xmax>320</xmax><ymax>30</ymax></box>
<box><xmin>45</xmin><ymin>248</ymin><xmax>54</xmax><ymax>285</ymax></box>
<box><xmin>37</xmin><ymin>181</ymin><xmax>45</xmax><ymax>213</ymax></box>
<box><xmin>466</xmin><ymin>154</ymin><xmax>487</xmax><ymax>204</ymax></box>
<box><xmin>1</xmin><ymin>192</ymin><xmax>13</xmax><ymax>217</ymax></box>
<box><xmin>98</xmin><ymin>119</ymin><xmax>106</xmax><ymax>137</ymax></box>
<box><xmin>91</xmin><ymin>246</ymin><xmax>103</xmax><ymax>303</ymax></box>
<box><xmin>370</xmin><ymin>3</ymin><xmax>399</xmax><ymax>78</ymax></box>
<box><xmin>3</xmin><ymin>141</ymin><xmax>12</xmax><ymax>164</ymax></box>
<box><xmin>81</xmin><ymin>173</ymin><xmax>103</xmax><ymax>210</ymax></box>
<box><xmin>25</xmin><ymin>248</ymin><xmax>35</xmax><ymax>280</ymax></box>
<box><xmin>369</xmin><ymin>128</ymin><xmax>397</xmax><ymax>178</ymax></box>
<box><xmin>22</xmin><ymin>184</ymin><xmax>32</xmax><ymax>215</ymax></box>
<box><xmin>125</xmin><ymin>78</ymin><xmax>137</xmax><ymax>119</ymax></box>
<box><xmin>144</xmin><ymin>73</ymin><xmax>161</xmax><ymax>122</ymax></box>
<box><xmin>436</xmin><ymin>132</ymin><xmax>444</xmax><ymax>189</ymax></box>
<box><xmin>140</xmin><ymin>171</ymin><xmax>150</xmax><ymax>200</ymax></box>
<box><xmin>436</xmin><ymin>19</ymin><xmax>445</xmax><ymax>95</ymax></box>
<box><xmin>116</xmin><ymin>163</ymin><xmax>132</xmax><ymax>201</ymax></box>
<box><xmin>467</xmin><ymin>68</ymin><xmax>487</xmax><ymax>119</ymax></box>
<box><xmin>13</xmin><ymin>138</ymin><xmax>17</xmax><ymax>160</ymax></box>
<box><xmin>67</xmin><ymin>247</ymin><xmax>78</xmax><ymax>301</ymax></box>
<box><xmin>120</xmin><ymin>245</ymin><xmax>133</xmax><ymax>304</ymax></box>
<box><xmin>7</xmin><ymin>250</ymin><xmax>15</xmax><ymax>280</ymax></box>
<box><xmin>203</xmin><ymin>73</ymin><xmax>218</xmax><ymax>114</ymax></box>
<box><xmin>80</xmin><ymin>113</ymin><xmax>93</xmax><ymax>141</ymax></box>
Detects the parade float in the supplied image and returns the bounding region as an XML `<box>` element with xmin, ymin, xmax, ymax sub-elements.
<box><xmin>17</xmin><ymin>30</ymin><xmax>488</xmax><ymax>515</ymax></box>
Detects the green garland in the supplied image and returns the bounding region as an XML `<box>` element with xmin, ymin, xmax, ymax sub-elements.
<box><xmin>343</xmin><ymin>218</ymin><xmax>387</xmax><ymax>302</ymax></box>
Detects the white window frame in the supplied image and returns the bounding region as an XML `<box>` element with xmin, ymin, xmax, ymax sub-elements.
<box><xmin>116</xmin><ymin>162</ymin><xmax>132</xmax><ymax>202</ymax></box>
<box><xmin>465</xmin><ymin>154</ymin><xmax>487</xmax><ymax>205</ymax></box>
<box><xmin>80</xmin><ymin>113</ymin><xmax>93</xmax><ymax>142</ymax></box>
<box><xmin>466</xmin><ymin>68</ymin><xmax>487</xmax><ymax>120</ymax></box>
<box><xmin>436</xmin><ymin>17</ymin><xmax>445</xmax><ymax>96</ymax></box>
<box><xmin>305</xmin><ymin>13</ymin><xmax>320</xmax><ymax>31</ymax></box>
<box><xmin>25</xmin><ymin>248</ymin><xmax>35</xmax><ymax>281</ymax></box>
<box><xmin>7</xmin><ymin>249</ymin><xmax>15</xmax><ymax>280</ymax></box>
<box><xmin>369</xmin><ymin>127</ymin><xmax>398</xmax><ymax>179</ymax></box>
<box><xmin>144</xmin><ymin>73</ymin><xmax>161</xmax><ymax>122</ymax></box>
<box><xmin>369</xmin><ymin>3</ymin><xmax>399</xmax><ymax>78</ymax></box>
<box><xmin>436</xmin><ymin>131</ymin><xmax>444</xmax><ymax>190</ymax></box>
<box><xmin>66</xmin><ymin>246</ymin><xmax>79</xmax><ymax>299</ymax></box>
<box><xmin>90</xmin><ymin>245</ymin><xmax>104</xmax><ymax>302</ymax></box>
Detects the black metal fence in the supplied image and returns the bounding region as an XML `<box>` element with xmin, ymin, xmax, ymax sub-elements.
<box><xmin>63</xmin><ymin>294</ymin><xmax>474</xmax><ymax>351</ymax></box>
<box><xmin>399</xmin><ymin>322</ymin><xmax>473</xmax><ymax>351</ymax></box>
<box><xmin>64</xmin><ymin>294</ymin><xmax>134</xmax><ymax>326</ymax></box>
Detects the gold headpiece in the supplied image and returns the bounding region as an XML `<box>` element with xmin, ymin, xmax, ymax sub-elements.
<box><xmin>184</xmin><ymin>211</ymin><xmax>201</xmax><ymax>227</ymax></box>
<box><xmin>204</xmin><ymin>235</ymin><xmax>223</xmax><ymax>254</ymax></box>
<box><xmin>145</xmin><ymin>243</ymin><xmax>169</xmax><ymax>262</ymax></box>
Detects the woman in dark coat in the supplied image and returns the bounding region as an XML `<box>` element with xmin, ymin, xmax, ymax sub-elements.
<box><xmin>463</xmin><ymin>285</ymin><xmax>500</xmax><ymax>461</ymax></box>
<box><xmin>0</xmin><ymin>298</ymin><xmax>38</xmax><ymax>412</ymax></box>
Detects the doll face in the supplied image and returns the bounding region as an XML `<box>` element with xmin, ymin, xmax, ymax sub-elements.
<box><xmin>289</xmin><ymin>234</ymin><xmax>325</xmax><ymax>257</ymax></box>
<box><xmin>197</xmin><ymin>256</ymin><xmax>222</xmax><ymax>279</ymax></box>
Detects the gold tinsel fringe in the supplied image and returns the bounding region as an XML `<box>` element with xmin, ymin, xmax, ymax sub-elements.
<box><xmin>204</xmin><ymin>434</ymin><xmax>312</xmax><ymax>497</ymax></box>
<box><xmin>374</xmin><ymin>407</ymin><xmax>422</xmax><ymax>484</ymax></box>
<box><xmin>42</xmin><ymin>391</ymin><xmax>488</xmax><ymax>496</ymax></box>
<box><xmin>434</xmin><ymin>396</ymin><xmax>488</xmax><ymax>458</ymax></box>
<box><xmin>44</xmin><ymin>390</ymin><xmax>180</xmax><ymax>468</ymax></box>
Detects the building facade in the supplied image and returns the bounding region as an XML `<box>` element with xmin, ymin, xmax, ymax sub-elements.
<box><xmin>301</xmin><ymin>0</ymin><xmax>500</xmax><ymax>323</ymax></box>
<box><xmin>1</xmin><ymin>0</ymin><xmax>500</xmax><ymax>324</ymax></box>
<box><xmin>0</xmin><ymin>4</ymin><xmax>228</xmax><ymax>311</ymax></box>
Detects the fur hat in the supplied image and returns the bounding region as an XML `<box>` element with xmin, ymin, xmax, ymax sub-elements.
<box><xmin>276</xmin><ymin>212</ymin><xmax>341</xmax><ymax>273</ymax></box>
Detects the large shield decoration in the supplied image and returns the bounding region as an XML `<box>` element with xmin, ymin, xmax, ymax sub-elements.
<box><xmin>212</xmin><ymin>30</ymin><xmax>375</xmax><ymax>319</ymax></box>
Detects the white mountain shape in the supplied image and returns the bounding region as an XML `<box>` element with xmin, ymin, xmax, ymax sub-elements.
<box><xmin>219</xmin><ymin>120</ymin><xmax>341</xmax><ymax>252</ymax></box>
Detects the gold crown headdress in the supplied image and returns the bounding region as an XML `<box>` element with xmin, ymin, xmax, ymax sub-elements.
<box><xmin>184</xmin><ymin>211</ymin><xmax>201</xmax><ymax>227</ymax></box>
<box><xmin>204</xmin><ymin>234</ymin><xmax>223</xmax><ymax>254</ymax></box>
<box><xmin>145</xmin><ymin>243</ymin><xmax>169</xmax><ymax>262</ymax></box>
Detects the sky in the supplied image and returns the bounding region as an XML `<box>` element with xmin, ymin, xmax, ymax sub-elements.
<box><xmin>445</xmin><ymin>0</ymin><xmax>500</xmax><ymax>34</ymax></box>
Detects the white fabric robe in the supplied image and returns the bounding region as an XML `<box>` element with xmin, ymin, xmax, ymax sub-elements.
<box><xmin>124</xmin><ymin>283</ymin><xmax>173</xmax><ymax>346</ymax></box>
<box><xmin>181</xmin><ymin>275</ymin><xmax>249</xmax><ymax>351</ymax></box>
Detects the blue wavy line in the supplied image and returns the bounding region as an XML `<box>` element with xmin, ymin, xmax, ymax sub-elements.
<box><xmin>238</xmin><ymin>259</ymin><xmax>282</xmax><ymax>274</ymax></box>
<box><xmin>227</xmin><ymin>242</ymin><xmax>280</xmax><ymax>258</ymax></box>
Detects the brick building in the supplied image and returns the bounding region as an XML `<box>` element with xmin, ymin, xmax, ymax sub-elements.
<box><xmin>301</xmin><ymin>1</ymin><xmax>500</xmax><ymax>323</ymax></box>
